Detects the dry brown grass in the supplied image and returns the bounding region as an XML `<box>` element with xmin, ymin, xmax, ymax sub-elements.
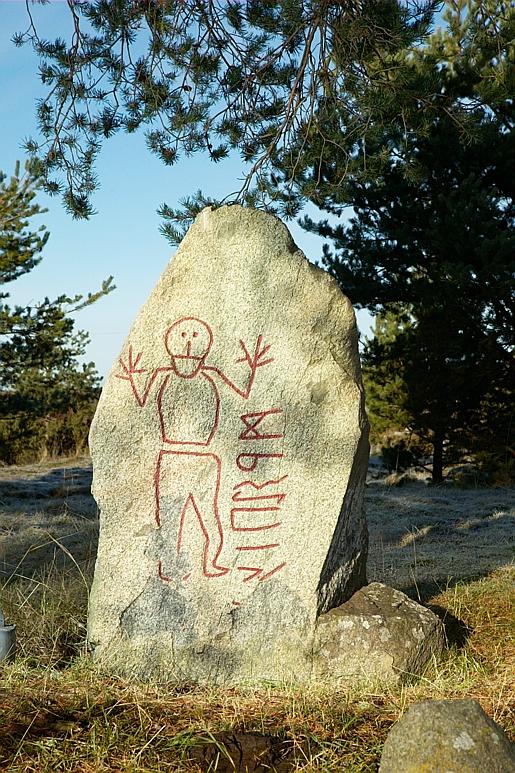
<box><xmin>0</xmin><ymin>461</ymin><xmax>513</xmax><ymax>771</ymax></box>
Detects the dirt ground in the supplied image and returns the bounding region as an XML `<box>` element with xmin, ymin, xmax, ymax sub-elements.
<box><xmin>0</xmin><ymin>458</ymin><xmax>513</xmax><ymax>596</ymax></box>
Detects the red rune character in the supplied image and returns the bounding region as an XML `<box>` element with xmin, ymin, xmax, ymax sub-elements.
<box><xmin>116</xmin><ymin>316</ymin><xmax>273</xmax><ymax>580</ymax></box>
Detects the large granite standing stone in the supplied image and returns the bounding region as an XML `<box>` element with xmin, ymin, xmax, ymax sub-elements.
<box><xmin>88</xmin><ymin>205</ymin><xmax>369</xmax><ymax>683</ymax></box>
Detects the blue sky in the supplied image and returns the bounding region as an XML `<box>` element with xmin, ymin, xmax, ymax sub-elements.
<box><xmin>1</xmin><ymin>1</ymin><xmax>371</xmax><ymax>377</ymax></box>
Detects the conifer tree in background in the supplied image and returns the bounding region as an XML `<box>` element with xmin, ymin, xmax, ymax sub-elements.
<box><xmin>15</xmin><ymin>0</ymin><xmax>438</xmax><ymax>222</ymax></box>
<box><xmin>361</xmin><ymin>311</ymin><xmax>416</xmax><ymax>469</ymax></box>
<box><xmin>0</xmin><ymin>163</ymin><xmax>113</xmax><ymax>464</ymax></box>
<box><xmin>298</xmin><ymin>1</ymin><xmax>514</xmax><ymax>482</ymax></box>
<box><xmin>16</xmin><ymin>0</ymin><xmax>513</xmax><ymax>479</ymax></box>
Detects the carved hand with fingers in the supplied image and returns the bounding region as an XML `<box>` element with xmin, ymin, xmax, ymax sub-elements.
<box><xmin>116</xmin><ymin>345</ymin><xmax>146</xmax><ymax>381</ymax></box>
<box><xmin>237</xmin><ymin>335</ymin><xmax>273</xmax><ymax>373</ymax></box>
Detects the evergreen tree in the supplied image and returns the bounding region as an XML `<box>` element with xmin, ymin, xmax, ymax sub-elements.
<box><xmin>0</xmin><ymin>163</ymin><xmax>113</xmax><ymax>463</ymax></box>
<box><xmin>15</xmin><ymin>0</ymin><xmax>438</xmax><ymax>220</ymax></box>
<box><xmin>362</xmin><ymin>308</ymin><xmax>511</xmax><ymax>482</ymax></box>
<box><xmin>15</xmin><ymin>1</ymin><xmax>514</xmax><ymax>478</ymax></box>
<box><xmin>299</xmin><ymin>1</ymin><xmax>514</xmax><ymax>481</ymax></box>
<box><xmin>0</xmin><ymin>160</ymin><xmax>48</xmax><ymax>283</ymax></box>
<box><xmin>361</xmin><ymin>310</ymin><xmax>412</xmax><ymax>444</ymax></box>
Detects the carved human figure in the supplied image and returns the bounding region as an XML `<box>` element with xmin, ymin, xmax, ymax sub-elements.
<box><xmin>117</xmin><ymin>317</ymin><xmax>272</xmax><ymax>579</ymax></box>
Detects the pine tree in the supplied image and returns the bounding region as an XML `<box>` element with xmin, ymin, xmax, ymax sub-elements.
<box><xmin>0</xmin><ymin>160</ymin><xmax>48</xmax><ymax>283</ymax></box>
<box><xmin>299</xmin><ymin>1</ymin><xmax>514</xmax><ymax>482</ymax></box>
<box><xmin>14</xmin><ymin>1</ymin><xmax>514</xmax><ymax>478</ymax></box>
<box><xmin>361</xmin><ymin>311</ymin><xmax>411</xmax><ymax>443</ymax></box>
<box><xmin>15</xmin><ymin>0</ymin><xmax>438</xmax><ymax>220</ymax></box>
<box><xmin>0</xmin><ymin>163</ymin><xmax>113</xmax><ymax>464</ymax></box>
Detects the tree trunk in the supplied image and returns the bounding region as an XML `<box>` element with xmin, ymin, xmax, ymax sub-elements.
<box><xmin>432</xmin><ymin>432</ymin><xmax>444</xmax><ymax>484</ymax></box>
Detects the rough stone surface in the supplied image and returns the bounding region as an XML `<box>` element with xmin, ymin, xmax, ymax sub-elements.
<box><xmin>380</xmin><ymin>699</ymin><xmax>515</xmax><ymax>772</ymax></box>
<box><xmin>88</xmin><ymin>205</ymin><xmax>369</xmax><ymax>683</ymax></box>
<box><xmin>313</xmin><ymin>582</ymin><xmax>445</xmax><ymax>683</ymax></box>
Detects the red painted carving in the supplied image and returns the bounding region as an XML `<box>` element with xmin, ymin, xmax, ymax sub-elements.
<box><xmin>259</xmin><ymin>562</ymin><xmax>287</xmax><ymax>582</ymax></box>
<box><xmin>157</xmin><ymin>564</ymin><xmax>192</xmax><ymax>585</ymax></box>
<box><xmin>232</xmin><ymin>491</ymin><xmax>286</xmax><ymax>504</ymax></box>
<box><xmin>156</xmin><ymin>371</ymin><xmax>220</xmax><ymax>446</ymax></box>
<box><xmin>230</xmin><ymin>506</ymin><xmax>281</xmax><ymax>532</ymax></box>
<box><xmin>236</xmin><ymin>452</ymin><xmax>284</xmax><ymax>472</ymax></box>
<box><xmin>231</xmin><ymin>472</ymin><xmax>287</xmax><ymax>592</ymax></box>
<box><xmin>238</xmin><ymin>566</ymin><xmax>264</xmax><ymax>582</ymax></box>
<box><xmin>239</xmin><ymin>408</ymin><xmax>283</xmax><ymax>441</ymax></box>
<box><xmin>233</xmin><ymin>475</ymin><xmax>288</xmax><ymax>491</ymax></box>
<box><xmin>237</xmin><ymin>563</ymin><xmax>287</xmax><ymax>582</ymax></box>
<box><xmin>157</xmin><ymin>560</ymin><xmax>171</xmax><ymax>582</ymax></box>
<box><xmin>203</xmin><ymin>334</ymin><xmax>273</xmax><ymax>399</ymax></box>
<box><xmin>117</xmin><ymin>317</ymin><xmax>272</xmax><ymax>582</ymax></box>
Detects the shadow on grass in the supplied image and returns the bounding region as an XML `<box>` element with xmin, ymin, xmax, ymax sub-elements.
<box><xmin>0</xmin><ymin>697</ymin><xmax>302</xmax><ymax>772</ymax></box>
<box><xmin>0</xmin><ymin>460</ymin><xmax>98</xmax><ymax>582</ymax></box>
<box><xmin>187</xmin><ymin>731</ymin><xmax>301</xmax><ymax>772</ymax></box>
<box><xmin>400</xmin><ymin>574</ymin><xmax>494</xmax><ymax>649</ymax></box>
<box><xmin>0</xmin><ymin>464</ymin><xmax>93</xmax><ymax>500</ymax></box>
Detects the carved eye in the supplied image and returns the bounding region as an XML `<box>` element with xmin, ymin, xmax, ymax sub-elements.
<box><xmin>181</xmin><ymin>331</ymin><xmax>187</xmax><ymax>338</ymax></box>
<box><xmin>193</xmin><ymin>331</ymin><xmax>198</xmax><ymax>337</ymax></box>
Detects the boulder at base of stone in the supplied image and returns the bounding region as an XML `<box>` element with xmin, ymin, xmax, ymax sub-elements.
<box><xmin>88</xmin><ymin>205</ymin><xmax>369</xmax><ymax>684</ymax></box>
<box><xmin>313</xmin><ymin>582</ymin><xmax>445</xmax><ymax>683</ymax></box>
<box><xmin>380</xmin><ymin>699</ymin><xmax>515</xmax><ymax>773</ymax></box>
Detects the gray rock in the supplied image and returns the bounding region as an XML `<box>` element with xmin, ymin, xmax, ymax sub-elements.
<box><xmin>88</xmin><ymin>205</ymin><xmax>369</xmax><ymax>683</ymax></box>
<box><xmin>313</xmin><ymin>582</ymin><xmax>445</xmax><ymax>683</ymax></box>
<box><xmin>380</xmin><ymin>699</ymin><xmax>515</xmax><ymax>772</ymax></box>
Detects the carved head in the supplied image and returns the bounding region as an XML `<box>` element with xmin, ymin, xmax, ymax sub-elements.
<box><xmin>165</xmin><ymin>317</ymin><xmax>213</xmax><ymax>378</ymax></box>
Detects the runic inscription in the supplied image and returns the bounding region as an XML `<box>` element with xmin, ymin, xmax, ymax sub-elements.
<box><xmin>116</xmin><ymin>316</ymin><xmax>287</xmax><ymax>587</ymax></box>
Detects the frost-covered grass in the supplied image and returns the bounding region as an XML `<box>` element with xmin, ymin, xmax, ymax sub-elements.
<box><xmin>0</xmin><ymin>461</ymin><xmax>513</xmax><ymax>771</ymax></box>
<box><xmin>366</xmin><ymin>477</ymin><xmax>514</xmax><ymax>595</ymax></box>
<box><xmin>0</xmin><ymin>459</ymin><xmax>97</xmax><ymax>579</ymax></box>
